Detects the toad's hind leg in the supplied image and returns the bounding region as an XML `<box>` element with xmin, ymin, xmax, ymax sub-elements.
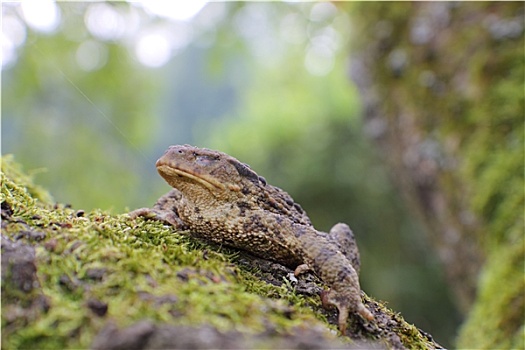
<box><xmin>328</xmin><ymin>223</ymin><xmax>361</xmax><ymax>274</ymax></box>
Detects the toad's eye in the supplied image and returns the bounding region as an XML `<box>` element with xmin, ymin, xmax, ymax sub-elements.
<box><xmin>195</xmin><ymin>154</ymin><xmax>218</xmax><ymax>166</ymax></box>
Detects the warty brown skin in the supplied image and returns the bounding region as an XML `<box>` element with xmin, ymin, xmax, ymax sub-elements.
<box><xmin>132</xmin><ymin>144</ymin><xmax>374</xmax><ymax>334</ymax></box>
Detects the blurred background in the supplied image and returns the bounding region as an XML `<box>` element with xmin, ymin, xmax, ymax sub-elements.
<box><xmin>4</xmin><ymin>2</ymin><xmax>523</xmax><ymax>348</ymax></box>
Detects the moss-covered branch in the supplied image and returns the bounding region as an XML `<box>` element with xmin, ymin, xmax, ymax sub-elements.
<box><xmin>1</xmin><ymin>155</ymin><xmax>442</xmax><ymax>349</ymax></box>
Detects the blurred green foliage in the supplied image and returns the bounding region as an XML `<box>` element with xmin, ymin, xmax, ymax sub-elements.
<box><xmin>3</xmin><ymin>4</ymin><xmax>163</xmax><ymax>211</ymax></box>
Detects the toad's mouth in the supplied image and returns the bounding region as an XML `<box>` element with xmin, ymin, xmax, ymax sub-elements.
<box><xmin>156</xmin><ymin>162</ymin><xmax>225</xmax><ymax>192</ymax></box>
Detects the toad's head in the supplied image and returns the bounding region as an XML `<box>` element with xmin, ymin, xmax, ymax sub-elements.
<box><xmin>156</xmin><ymin>144</ymin><xmax>266</xmax><ymax>203</ymax></box>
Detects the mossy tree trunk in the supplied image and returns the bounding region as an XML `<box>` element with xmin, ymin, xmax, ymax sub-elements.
<box><xmin>346</xmin><ymin>2</ymin><xmax>524</xmax><ymax>349</ymax></box>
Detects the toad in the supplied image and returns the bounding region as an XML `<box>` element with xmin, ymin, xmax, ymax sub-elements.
<box><xmin>131</xmin><ymin>145</ymin><xmax>374</xmax><ymax>334</ymax></box>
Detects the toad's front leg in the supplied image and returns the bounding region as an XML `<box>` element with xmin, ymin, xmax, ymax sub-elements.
<box><xmin>129</xmin><ymin>189</ymin><xmax>187</xmax><ymax>229</ymax></box>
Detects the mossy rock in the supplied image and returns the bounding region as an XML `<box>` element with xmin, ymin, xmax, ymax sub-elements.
<box><xmin>1</xmin><ymin>155</ymin><xmax>442</xmax><ymax>349</ymax></box>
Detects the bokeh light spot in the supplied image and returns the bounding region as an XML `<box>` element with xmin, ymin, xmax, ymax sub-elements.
<box><xmin>85</xmin><ymin>3</ymin><xmax>126</xmax><ymax>41</ymax></box>
<box><xmin>76</xmin><ymin>40</ymin><xmax>108</xmax><ymax>72</ymax></box>
<box><xmin>135</xmin><ymin>32</ymin><xmax>171</xmax><ymax>67</ymax></box>
<box><xmin>136</xmin><ymin>0</ymin><xmax>207</xmax><ymax>21</ymax></box>
<box><xmin>21</xmin><ymin>0</ymin><xmax>60</xmax><ymax>33</ymax></box>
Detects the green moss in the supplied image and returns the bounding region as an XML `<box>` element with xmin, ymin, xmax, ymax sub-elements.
<box><xmin>457</xmin><ymin>241</ymin><xmax>525</xmax><ymax>349</ymax></box>
<box><xmin>1</xmin><ymin>154</ymin><xmax>54</xmax><ymax>209</ymax></box>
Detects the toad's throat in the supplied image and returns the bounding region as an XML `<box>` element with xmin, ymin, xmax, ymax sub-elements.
<box><xmin>156</xmin><ymin>163</ymin><xmax>225</xmax><ymax>192</ymax></box>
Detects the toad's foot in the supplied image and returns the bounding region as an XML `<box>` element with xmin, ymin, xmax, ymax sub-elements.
<box><xmin>321</xmin><ymin>289</ymin><xmax>374</xmax><ymax>335</ymax></box>
<box><xmin>295</xmin><ymin>261</ymin><xmax>374</xmax><ymax>335</ymax></box>
<box><xmin>128</xmin><ymin>208</ymin><xmax>187</xmax><ymax>229</ymax></box>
